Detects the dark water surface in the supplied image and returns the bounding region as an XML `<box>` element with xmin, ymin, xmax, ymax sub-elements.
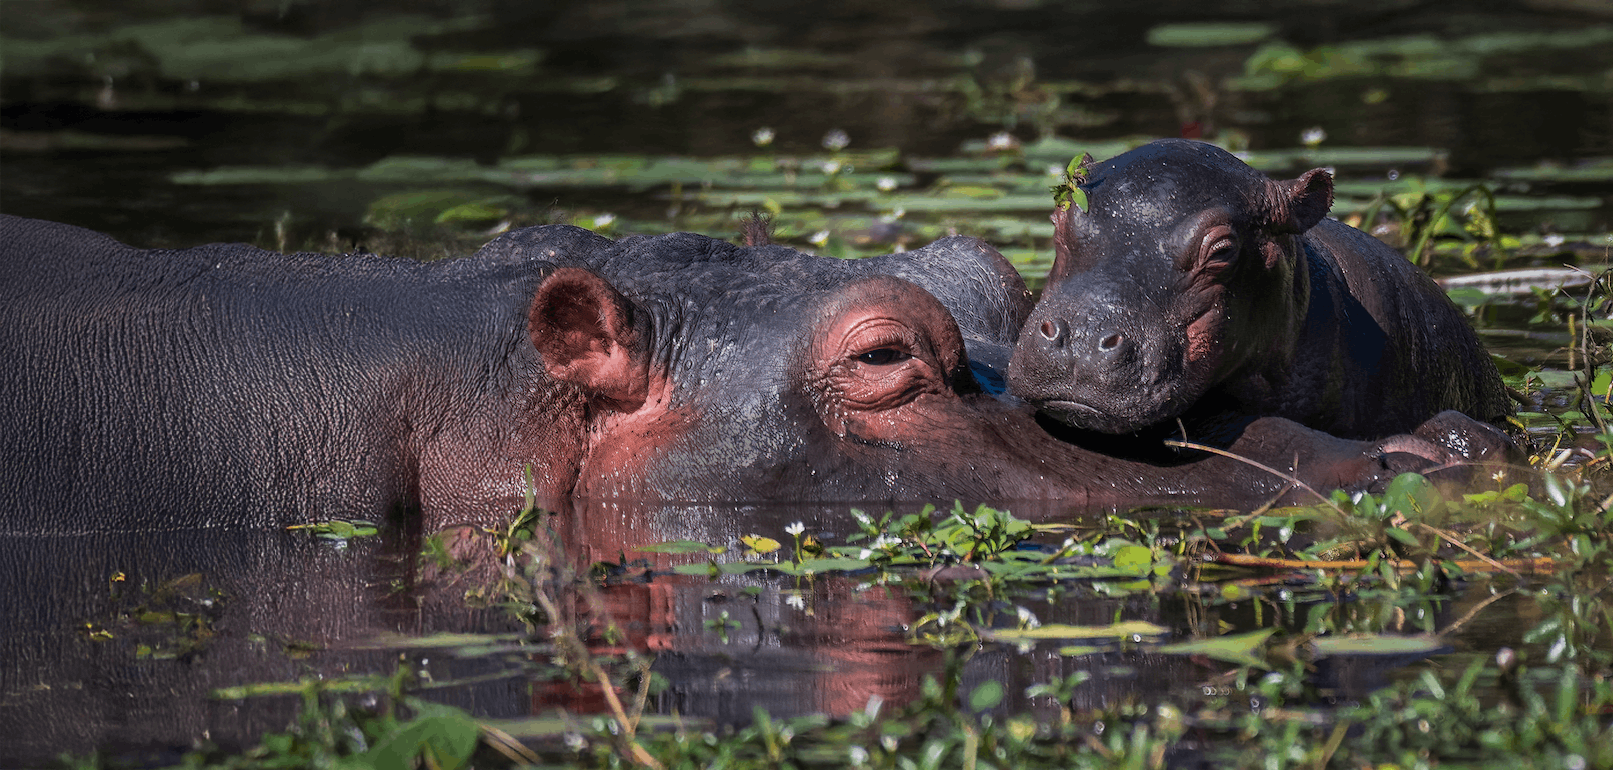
<box><xmin>0</xmin><ymin>500</ymin><xmax>1522</xmax><ymax>763</ymax></box>
<box><xmin>3</xmin><ymin>0</ymin><xmax>1613</xmax><ymax>764</ymax></box>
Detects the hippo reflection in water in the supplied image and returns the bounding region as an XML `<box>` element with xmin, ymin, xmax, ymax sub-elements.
<box><xmin>0</xmin><ymin>215</ymin><xmax>1500</xmax><ymax>533</ymax></box>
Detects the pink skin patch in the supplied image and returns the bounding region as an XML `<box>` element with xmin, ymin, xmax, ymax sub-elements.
<box><xmin>806</xmin><ymin>278</ymin><xmax>965</xmax><ymax>441</ymax></box>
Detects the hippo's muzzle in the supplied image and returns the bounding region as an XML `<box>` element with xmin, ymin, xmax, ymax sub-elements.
<box><xmin>1007</xmin><ymin>293</ymin><xmax>1193</xmax><ymax>434</ymax></box>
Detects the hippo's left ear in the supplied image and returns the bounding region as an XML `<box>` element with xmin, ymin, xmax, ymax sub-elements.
<box><xmin>1265</xmin><ymin>168</ymin><xmax>1334</xmax><ymax>234</ymax></box>
<box><xmin>528</xmin><ymin>267</ymin><xmax>650</xmax><ymax>408</ymax></box>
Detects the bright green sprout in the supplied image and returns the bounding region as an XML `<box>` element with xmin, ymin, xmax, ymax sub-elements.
<box><xmin>1051</xmin><ymin>152</ymin><xmax>1094</xmax><ymax>212</ymax></box>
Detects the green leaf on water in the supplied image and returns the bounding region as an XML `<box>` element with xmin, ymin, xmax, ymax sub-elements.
<box><xmin>969</xmin><ymin>680</ymin><xmax>1005</xmax><ymax>712</ymax></box>
<box><xmin>1383</xmin><ymin>472</ymin><xmax>1443</xmax><ymax>520</ymax></box>
<box><xmin>794</xmin><ymin>557</ymin><xmax>876</xmax><ymax>574</ymax></box>
<box><xmin>1110</xmin><ymin>545</ymin><xmax>1155</xmax><ymax>574</ymax></box>
<box><xmin>1055</xmin><ymin>645</ymin><xmax>1105</xmax><ymax>657</ymax></box>
<box><xmin>637</xmin><ymin>540</ymin><xmax>723</xmax><ymax>554</ymax></box>
<box><xmin>434</xmin><ymin>201</ymin><xmax>507</xmax><ymax>224</ymax></box>
<box><xmin>1309</xmin><ymin>633</ymin><xmax>1448</xmax><ymax>657</ymax></box>
<box><xmin>286</xmin><ymin>519</ymin><xmax>378</xmax><ymax>540</ymax></box>
<box><xmin>1387</xmin><ymin>527</ymin><xmax>1422</xmax><ymax>547</ymax></box>
<box><xmin>1146</xmin><ymin>22</ymin><xmax>1276</xmax><ymax>48</ymax></box>
<box><xmin>986</xmin><ymin>620</ymin><xmax>1168</xmax><ymax>642</ymax></box>
<box><xmin>1157</xmin><ymin>627</ymin><xmax>1278</xmax><ymax>669</ymax></box>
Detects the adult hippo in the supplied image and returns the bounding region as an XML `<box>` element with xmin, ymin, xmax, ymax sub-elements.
<box><xmin>0</xmin><ymin>215</ymin><xmax>1479</xmax><ymax>534</ymax></box>
<box><xmin>1009</xmin><ymin>139</ymin><xmax>1513</xmax><ymax>443</ymax></box>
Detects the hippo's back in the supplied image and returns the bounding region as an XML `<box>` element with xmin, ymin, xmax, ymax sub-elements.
<box><xmin>1301</xmin><ymin>218</ymin><xmax>1512</xmax><ymax>433</ymax></box>
<box><xmin>0</xmin><ymin>216</ymin><xmax>542</xmax><ymax>531</ymax></box>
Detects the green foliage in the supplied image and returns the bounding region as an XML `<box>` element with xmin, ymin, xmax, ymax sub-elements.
<box><xmin>286</xmin><ymin>519</ymin><xmax>379</xmax><ymax>542</ymax></box>
<box><xmin>1050</xmin><ymin>153</ymin><xmax>1092</xmax><ymax>213</ymax></box>
<box><xmin>169</xmin><ymin>669</ymin><xmax>482</xmax><ymax>769</ymax></box>
<box><xmin>1353</xmin><ymin>178</ymin><xmax>1512</xmax><ymax>266</ymax></box>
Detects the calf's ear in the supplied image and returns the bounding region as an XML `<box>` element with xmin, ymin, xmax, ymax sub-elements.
<box><xmin>529</xmin><ymin>267</ymin><xmax>649</xmax><ymax>407</ymax></box>
<box><xmin>1047</xmin><ymin>205</ymin><xmax>1080</xmax><ymax>284</ymax></box>
<box><xmin>1266</xmin><ymin>168</ymin><xmax>1334</xmax><ymax>234</ymax></box>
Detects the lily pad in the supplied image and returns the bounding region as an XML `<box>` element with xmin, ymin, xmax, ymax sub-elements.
<box><xmin>1157</xmin><ymin>627</ymin><xmax>1278</xmax><ymax>668</ymax></box>
<box><xmin>1309</xmin><ymin>633</ymin><xmax>1449</xmax><ymax>657</ymax></box>
<box><xmin>1146</xmin><ymin>22</ymin><xmax>1276</xmax><ymax>48</ymax></box>
<box><xmin>985</xmin><ymin>620</ymin><xmax>1169</xmax><ymax>642</ymax></box>
<box><xmin>638</xmin><ymin>540</ymin><xmax>725</xmax><ymax>554</ymax></box>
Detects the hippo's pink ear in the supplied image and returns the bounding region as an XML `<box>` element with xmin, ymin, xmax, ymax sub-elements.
<box><xmin>1267</xmin><ymin>168</ymin><xmax>1334</xmax><ymax>234</ymax></box>
<box><xmin>529</xmin><ymin>268</ymin><xmax>649</xmax><ymax>407</ymax></box>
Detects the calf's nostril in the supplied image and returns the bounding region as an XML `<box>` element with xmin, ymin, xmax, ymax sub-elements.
<box><xmin>1039</xmin><ymin>318</ymin><xmax>1068</xmax><ymax>343</ymax></box>
<box><xmin>1098</xmin><ymin>332</ymin><xmax>1124</xmax><ymax>351</ymax></box>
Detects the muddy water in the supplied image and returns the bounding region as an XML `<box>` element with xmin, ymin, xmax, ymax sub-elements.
<box><xmin>3</xmin><ymin>0</ymin><xmax>1613</xmax><ymax>764</ymax></box>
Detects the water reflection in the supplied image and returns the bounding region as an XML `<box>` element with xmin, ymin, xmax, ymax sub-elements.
<box><xmin>0</xmin><ymin>495</ymin><xmax>1487</xmax><ymax>763</ymax></box>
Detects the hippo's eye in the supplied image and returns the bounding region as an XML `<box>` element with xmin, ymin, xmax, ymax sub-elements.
<box><xmin>856</xmin><ymin>348</ymin><xmax>910</xmax><ymax>366</ymax></box>
<box><xmin>1206</xmin><ymin>238</ymin><xmax>1237</xmax><ymax>263</ymax></box>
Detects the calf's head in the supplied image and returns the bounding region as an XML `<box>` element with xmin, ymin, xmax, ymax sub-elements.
<box><xmin>1008</xmin><ymin>139</ymin><xmax>1334</xmax><ymax>433</ymax></box>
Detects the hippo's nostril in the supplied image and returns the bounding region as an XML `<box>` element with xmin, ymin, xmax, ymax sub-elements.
<box><xmin>1098</xmin><ymin>333</ymin><xmax>1124</xmax><ymax>351</ymax></box>
<box><xmin>1039</xmin><ymin>318</ymin><xmax>1069</xmax><ymax>345</ymax></box>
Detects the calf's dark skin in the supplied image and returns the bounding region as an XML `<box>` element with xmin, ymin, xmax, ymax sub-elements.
<box><xmin>1009</xmin><ymin>139</ymin><xmax>1513</xmax><ymax>449</ymax></box>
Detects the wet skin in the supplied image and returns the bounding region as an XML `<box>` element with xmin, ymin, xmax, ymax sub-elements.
<box><xmin>1</xmin><ymin>215</ymin><xmax>1487</xmax><ymax>533</ymax></box>
<box><xmin>1009</xmin><ymin>139</ymin><xmax>1513</xmax><ymax>443</ymax></box>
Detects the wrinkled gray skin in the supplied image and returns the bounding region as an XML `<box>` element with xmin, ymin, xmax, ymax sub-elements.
<box><xmin>1</xmin><ymin>215</ymin><xmax>1484</xmax><ymax>534</ymax></box>
<box><xmin>1010</xmin><ymin>139</ymin><xmax>1513</xmax><ymax>442</ymax></box>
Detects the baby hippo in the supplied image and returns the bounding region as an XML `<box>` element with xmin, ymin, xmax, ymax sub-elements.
<box><xmin>1008</xmin><ymin>139</ymin><xmax>1513</xmax><ymax>444</ymax></box>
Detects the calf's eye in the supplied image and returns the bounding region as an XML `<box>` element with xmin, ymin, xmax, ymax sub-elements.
<box><xmin>856</xmin><ymin>348</ymin><xmax>910</xmax><ymax>365</ymax></box>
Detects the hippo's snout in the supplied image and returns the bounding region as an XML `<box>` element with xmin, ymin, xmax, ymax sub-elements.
<box><xmin>1027</xmin><ymin>311</ymin><xmax>1138</xmax><ymax>370</ymax></box>
<box><xmin>1009</xmin><ymin>298</ymin><xmax>1189</xmax><ymax>433</ymax></box>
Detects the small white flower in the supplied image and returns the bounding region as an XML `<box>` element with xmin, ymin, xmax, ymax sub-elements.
<box><xmin>785</xmin><ymin>594</ymin><xmax>806</xmax><ymax>610</ymax></box>
<box><xmin>849</xmin><ymin>745</ymin><xmax>869</xmax><ymax>765</ymax></box>
<box><xmin>986</xmin><ymin>131</ymin><xmax>1018</xmax><ymax>151</ymax></box>
<box><xmin>1300</xmin><ymin>126</ymin><xmax>1326</xmax><ymax>146</ymax></box>
<box><xmin>785</xmin><ymin>521</ymin><xmax>805</xmax><ymax>536</ymax></box>
<box><xmin>1016</xmin><ymin>606</ymin><xmax>1041</xmax><ymax>629</ymax></box>
<box><xmin>809</xmin><ymin>230</ymin><xmax>831</xmax><ymax>246</ymax></box>
<box><xmin>822</xmin><ymin>128</ymin><xmax>850</xmax><ymax>151</ymax></box>
<box><xmin>1046</xmin><ymin>164</ymin><xmax>1064</xmax><ymax>177</ymax></box>
<box><xmin>876</xmin><ymin>176</ymin><xmax>899</xmax><ymax>192</ymax></box>
<box><xmin>820</xmin><ymin>159</ymin><xmax>843</xmax><ymax>175</ymax></box>
<box><xmin>1544</xmin><ymin>233</ymin><xmax>1566</xmax><ymax>248</ymax></box>
<box><xmin>752</xmin><ymin>127</ymin><xmax>775</xmax><ymax>147</ymax></box>
<box><xmin>592</xmin><ymin>213</ymin><xmax>616</xmax><ymax>228</ymax></box>
<box><xmin>858</xmin><ymin>548</ymin><xmax>874</xmax><ymax>559</ymax></box>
